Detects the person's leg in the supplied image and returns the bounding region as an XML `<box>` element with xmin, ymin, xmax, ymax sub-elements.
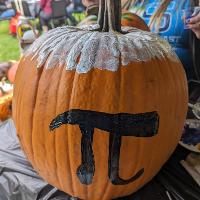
<box><xmin>39</xmin><ymin>11</ymin><xmax>52</xmax><ymax>32</ymax></box>
<box><xmin>0</xmin><ymin>9</ymin><xmax>15</xmax><ymax>20</ymax></box>
<box><xmin>28</xmin><ymin>3</ymin><xmax>36</xmax><ymax>17</ymax></box>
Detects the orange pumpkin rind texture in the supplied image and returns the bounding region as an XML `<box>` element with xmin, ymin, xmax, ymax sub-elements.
<box><xmin>0</xmin><ymin>93</ymin><xmax>12</xmax><ymax>121</ymax></box>
<box><xmin>13</xmin><ymin>24</ymin><xmax>188</xmax><ymax>200</ymax></box>
<box><xmin>121</xmin><ymin>12</ymin><xmax>150</xmax><ymax>31</ymax></box>
<box><xmin>78</xmin><ymin>11</ymin><xmax>150</xmax><ymax>32</ymax></box>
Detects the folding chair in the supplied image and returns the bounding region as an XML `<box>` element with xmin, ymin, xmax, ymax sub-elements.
<box><xmin>11</xmin><ymin>0</ymin><xmax>34</xmax><ymax>19</ymax></box>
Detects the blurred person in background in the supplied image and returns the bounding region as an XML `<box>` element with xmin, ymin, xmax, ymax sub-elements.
<box><xmin>122</xmin><ymin>0</ymin><xmax>200</xmax><ymax>80</ymax></box>
<box><xmin>66</xmin><ymin>0</ymin><xmax>85</xmax><ymax>25</ymax></box>
<box><xmin>39</xmin><ymin>0</ymin><xmax>52</xmax><ymax>32</ymax></box>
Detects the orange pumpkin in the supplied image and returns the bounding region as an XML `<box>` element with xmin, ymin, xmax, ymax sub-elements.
<box><xmin>0</xmin><ymin>88</ymin><xmax>3</xmax><ymax>97</ymax></box>
<box><xmin>13</xmin><ymin>0</ymin><xmax>188</xmax><ymax>199</ymax></box>
<box><xmin>0</xmin><ymin>93</ymin><xmax>12</xmax><ymax>121</ymax></box>
<box><xmin>7</xmin><ymin>61</ymin><xmax>19</xmax><ymax>84</ymax></box>
<box><xmin>121</xmin><ymin>11</ymin><xmax>149</xmax><ymax>31</ymax></box>
<box><xmin>79</xmin><ymin>11</ymin><xmax>149</xmax><ymax>31</ymax></box>
<box><xmin>0</xmin><ymin>79</ymin><xmax>13</xmax><ymax>120</ymax></box>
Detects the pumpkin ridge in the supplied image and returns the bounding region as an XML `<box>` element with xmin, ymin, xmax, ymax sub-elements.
<box><xmin>165</xmin><ymin>58</ymin><xmax>181</xmax><ymax>144</ymax></box>
<box><xmin>117</xmin><ymin>64</ymin><xmax>141</xmax><ymax>197</ymax></box>
<box><xmin>14</xmin><ymin>60</ymin><xmax>24</xmax><ymax>134</ymax></box>
<box><xmin>51</xmin><ymin>66</ymin><xmax>65</xmax><ymax>190</ymax></box>
<box><xmin>15</xmin><ymin>58</ymin><xmax>41</xmax><ymax>164</ymax></box>
<box><xmin>66</xmin><ymin>70</ymin><xmax>79</xmax><ymax>196</ymax></box>
<box><xmin>137</xmin><ymin>60</ymin><xmax>161</xmax><ymax>188</ymax></box>
<box><xmin>31</xmin><ymin>65</ymin><xmax>45</xmax><ymax>167</ymax></box>
<box><xmin>130</xmin><ymin>63</ymin><xmax>147</xmax><ymax>193</ymax></box>
<box><xmin>169</xmin><ymin>59</ymin><xmax>188</xmax><ymax>123</ymax></box>
<box><xmin>99</xmin><ymin>175</ymin><xmax>110</xmax><ymax>200</ymax></box>
<box><xmin>85</xmin><ymin>69</ymin><xmax>95</xmax><ymax>200</ymax></box>
<box><xmin>91</xmin><ymin>69</ymin><xmax>109</xmax><ymax>200</ymax></box>
<box><xmin>141</xmin><ymin>60</ymin><xmax>160</xmax><ymax>184</ymax></box>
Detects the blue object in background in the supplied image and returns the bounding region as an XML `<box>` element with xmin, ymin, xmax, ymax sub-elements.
<box><xmin>0</xmin><ymin>9</ymin><xmax>15</xmax><ymax>20</ymax></box>
<box><xmin>130</xmin><ymin>0</ymin><xmax>194</xmax><ymax>79</ymax></box>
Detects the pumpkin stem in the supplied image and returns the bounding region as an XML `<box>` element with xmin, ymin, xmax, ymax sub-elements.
<box><xmin>97</xmin><ymin>0</ymin><xmax>122</xmax><ymax>32</ymax></box>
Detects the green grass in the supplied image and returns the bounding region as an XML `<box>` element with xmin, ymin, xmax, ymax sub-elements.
<box><xmin>0</xmin><ymin>21</ymin><xmax>20</xmax><ymax>62</ymax></box>
<box><xmin>72</xmin><ymin>12</ymin><xmax>86</xmax><ymax>23</ymax></box>
<box><xmin>0</xmin><ymin>14</ymin><xmax>86</xmax><ymax>62</ymax></box>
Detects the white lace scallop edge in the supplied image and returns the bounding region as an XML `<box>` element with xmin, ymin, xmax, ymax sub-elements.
<box><xmin>26</xmin><ymin>25</ymin><xmax>180</xmax><ymax>74</ymax></box>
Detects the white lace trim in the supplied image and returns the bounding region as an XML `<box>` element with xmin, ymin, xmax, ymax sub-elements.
<box><xmin>26</xmin><ymin>25</ymin><xmax>179</xmax><ymax>73</ymax></box>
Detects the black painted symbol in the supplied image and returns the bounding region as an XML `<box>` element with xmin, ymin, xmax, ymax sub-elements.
<box><xmin>49</xmin><ymin>109</ymin><xmax>159</xmax><ymax>185</ymax></box>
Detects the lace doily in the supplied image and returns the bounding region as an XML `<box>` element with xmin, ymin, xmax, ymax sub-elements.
<box><xmin>26</xmin><ymin>25</ymin><xmax>179</xmax><ymax>73</ymax></box>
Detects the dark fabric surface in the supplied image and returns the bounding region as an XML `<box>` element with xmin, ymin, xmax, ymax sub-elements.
<box><xmin>0</xmin><ymin>120</ymin><xmax>48</xmax><ymax>200</ymax></box>
<box><xmin>38</xmin><ymin>145</ymin><xmax>200</xmax><ymax>200</ymax></box>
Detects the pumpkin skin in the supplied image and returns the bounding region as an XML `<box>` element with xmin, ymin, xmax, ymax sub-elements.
<box><xmin>0</xmin><ymin>93</ymin><xmax>12</xmax><ymax>121</ymax></box>
<box><xmin>121</xmin><ymin>12</ymin><xmax>149</xmax><ymax>31</ymax></box>
<box><xmin>13</xmin><ymin>47</ymin><xmax>187</xmax><ymax>200</ymax></box>
<box><xmin>0</xmin><ymin>80</ymin><xmax>13</xmax><ymax>120</ymax></box>
<box><xmin>13</xmin><ymin>0</ymin><xmax>187</xmax><ymax>196</ymax></box>
<box><xmin>7</xmin><ymin>61</ymin><xmax>19</xmax><ymax>84</ymax></box>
